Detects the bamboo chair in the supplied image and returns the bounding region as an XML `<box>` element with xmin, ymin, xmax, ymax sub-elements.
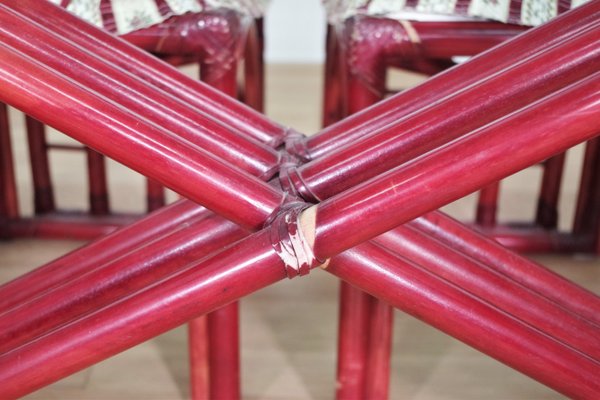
<box><xmin>320</xmin><ymin>1</ymin><xmax>597</xmax><ymax>397</ymax></box>
<box><xmin>0</xmin><ymin>1</ymin><xmax>268</xmax><ymax>398</ymax></box>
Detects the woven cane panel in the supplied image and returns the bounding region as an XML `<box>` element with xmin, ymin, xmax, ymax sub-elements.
<box><xmin>48</xmin><ymin>0</ymin><xmax>269</xmax><ymax>35</ymax></box>
<box><xmin>324</xmin><ymin>0</ymin><xmax>591</xmax><ymax>26</ymax></box>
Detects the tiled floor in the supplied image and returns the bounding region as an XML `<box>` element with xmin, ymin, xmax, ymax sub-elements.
<box><xmin>0</xmin><ymin>64</ymin><xmax>598</xmax><ymax>399</ymax></box>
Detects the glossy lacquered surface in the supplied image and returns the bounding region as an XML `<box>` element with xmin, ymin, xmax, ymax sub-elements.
<box><xmin>307</xmin><ymin>1</ymin><xmax>600</xmax><ymax>158</ymax></box>
<box><xmin>295</xmin><ymin>25</ymin><xmax>600</xmax><ymax>200</ymax></box>
<box><xmin>0</xmin><ymin>228</ymin><xmax>286</xmax><ymax>399</ymax></box>
<box><xmin>0</xmin><ymin>200</ymin><xmax>207</xmax><ymax>312</ymax></box>
<box><xmin>0</xmin><ymin>6</ymin><xmax>281</xmax><ymax>181</ymax></box>
<box><xmin>327</xmin><ymin>243</ymin><xmax>600</xmax><ymax>399</ymax></box>
<box><xmin>313</xmin><ymin>73</ymin><xmax>600</xmax><ymax>259</ymax></box>
<box><xmin>0</xmin><ymin>42</ymin><xmax>285</xmax><ymax>230</ymax></box>
<box><xmin>5</xmin><ymin>0</ymin><xmax>287</xmax><ymax>147</ymax></box>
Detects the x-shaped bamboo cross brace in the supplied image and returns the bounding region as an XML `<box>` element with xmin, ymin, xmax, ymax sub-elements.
<box><xmin>0</xmin><ymin>0</ymin><xmax>599</xmax><ymax>398</ymax></box>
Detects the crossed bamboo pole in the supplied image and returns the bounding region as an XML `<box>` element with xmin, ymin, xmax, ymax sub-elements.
<box><xmin>0</xmin><ymin>1</ymin><xmax>599</xmax><ymax>398</ymax></box>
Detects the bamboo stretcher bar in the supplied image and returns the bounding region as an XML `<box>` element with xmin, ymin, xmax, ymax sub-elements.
<box><xmin>0</xmin><ymin>200</ymin><xmax>206</xmax><ymax>311</ymax></box>
<box><xmin>6</xmin><ymin>0</ymin><xmax>287</xmax><ymax>147</ymax></box>
<box><xmin>374</xmin><ymin>225</ymin><xmax>600</xmax><ymax>359</ymax></box>
<box><xmin>302</xmin><ymin>0</ymin><xmax>600</xmax><ymax>159</ymax></box>
<box><xmin>414</xmin><ymin>211</ymin><xmax>600</xmax><ymax>326</ymax></box>
<box><xmin>326</xmin><ymin>242</ymin><xmax>600</xmax><ymax>399</ymax></box>
<box><xmin>0</xmin><ymin>226</ymin><xmax>289</xmax><ymax>399</ymax></box>
<box><xmin>0</xmin><ymin>213</ymin><xmax>247</xmax><ymax>353</ymax></box>
<box><xmin>285</xmin><ymin>25</ymin><xmax>600</xmax><ymax>199</ymax></box>
<box><xmin>313</xmin><ymin>73</ymin><xmax>600</xmax><ymax>259</ymax></box>
<box><xmin>0</xmin><ymin>5</ymin><xmax>282</xmax><ymax>180</ymax></box>
<box><xmin>0</xmin><ymin>43</ymin><xmax>285</xmax><ymax>230</ymax></box>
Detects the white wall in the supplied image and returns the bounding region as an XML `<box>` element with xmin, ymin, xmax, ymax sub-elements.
<box><xmin>264</xmin><ymin>0</ymin><xmax>326</xmax><ymax>63</ymax></box>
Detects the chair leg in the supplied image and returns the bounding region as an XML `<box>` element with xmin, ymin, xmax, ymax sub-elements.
<box><xmin>189</xmin><ymin>317</ymin><xmax>210</xmax><ymax>400</ymax></box>
<box><xmin>243</xmin><ymin>18</ymin><xmax>265</xmax><ymax>112</ymax></box>
<box><xmin>476</xmin><ymin>182</ymin><xmax>500</xmax><ymax>227</ymax></box>
<box><xmin>86</xmin><ymin>147</ymin><xmax>110</xmax><ymax>215</ymax></box>
<box><xmin>336</xmin><ymin>22</ymin><xmax>391</xmax><ymax>398</ymax></box>
<box><xmin>25</xmin><ymin>115</ymin><xmax>54</xmax><ymax>214</ymax></box>
<box><xmin>189</xmin><ymin>61</ymin><xmax>240</xmax><ymax>400</ymax></box>
<box><xmin>322</xmin><ymin>24</ymin><xmax>344</xmax><ymax>127</ymax></box>
<box><xmin>573</xmin><ymin>138</ymin><xmax>600</xmax><ymax>253</ymax></box>
<box><xmin>336</xmin><ymin>282</ymin><xmax>371</xmax><ymax>399</ymax></box>
<box><xmin>0</xmin><ymin>103</ymin><xmax>18</xmax><ymax>222</ymax></box>
<box><xmin>364</xmin><ymin>297</ymin><xmax>393</xmax><ymax>400</ymax></box>
<box><xmin>536</xmin><ymin>153</ymin><xmax>566</xmax><ymax>229</ymax></box>
<box><xmin>146</xmin><ymin>179</ymin><xmax>165</xmax><ymax>212</ymax></box>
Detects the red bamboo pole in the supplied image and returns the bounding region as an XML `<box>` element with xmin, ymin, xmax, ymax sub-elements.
<box><xmin>313</xmin><ymin>73</ymin><xmax>600</xmax><ymax>260</ymax></box>
<box><xmin>363</xmin><ymin>298</ymin><xmax>393</xmax><ymax>400</ymax></box>
<box><xmin>414</xmin><ymin>211</ymin><xmax>600</xmax><ymax>326</ymax></box>
<box><xmin>303</xmin><ymin>1</ymin><xmax>600</xmax><ymax>158</ymax></box>
<box><xmin>6</xmin><ymin>0</ymin><xmax>287</xmax><ymax>147</ymax></box>
<box><xmin>536</xmin><ymin>153</ymin><xmax>566</xmax><ymax>229</ymax></box>
<box><xmin>327</xmin><ymin>242</ymin><xmax>600</xmax><ymax>399</ymax></box>
<box><xmin>243</xmin><ymin>18</ymin><xmax>265</xmax><ymax>113</ymax></box>
<box><xmin>285</xmin><ymin>26</ymin><xmax>600</xmax><ymax>200</ymax></box>
<box><xmin>375</xmin><ymin>225</ymin><xmax>600</xmax><ymax>359</ymax></box>
<box><xmin>322</xmin><ymin>25</ymin><xmax>344</xmax><ymax>127</ymax></box>
<box><xmin>146</xmin><ymin>179</ymin><xmax>165</xmax><ymax>212</ymax></box>
<box><xmin>189</xmin><ymin>317</ymin><xmax>210</xmax><ymax>400</ymax></box>
<box><xmin>573</xmin><ymin>138</ymin><xmax>600</xmax><ymax>249</ymax></box>
<box><xmin>1</xmin><ymin>213</ymin><xmax>130</xmax><ymax>239</ymax></box>
<box><xmin>25</xmin><ymin>116</ymin><xmax>54</xmax><ymax>214</ymax></box>
<box><xmin>199</xmin><ymin>58</ymin><xmax>241</xmax><ymax>400</ymax></box>
<box><xmin>0</xmin><ymin>200</ymin><xmax>207</xmax><ymax>311</ymax></box>
<box><xmin>0</xmin><ymin>5</ymin><xmax>282</xmax><ymax>181</ymax></box>
<box><xmin>482</xmin><ymin>225</ymin><xmax>590</xmax><ymax>253</ymax></box>
<box><xmin>86</xmin><ymin>147</ymin><xmax>110</xmax><ymax>215</ymax></box>
<box><xmin>476</xmin><ymin>182</ymin><xmax>500</xmax><ymax>227</ymax></box>
<box><xmin>0</xmin><ymin>212</ymin><xmax>247</xmax><ymax>354</ymax></box>
<box><xmin>0</xmin><ymin>219</ymin><xmax>294</xmax><ymax>398</ymax></box>
<box><xmin>335</xmin><ymin>282</ymin><xmax>371</xmax><ymax>400</ymax></box>
<box><xmin>335</xmin><ymin>37</ymin><xmax>389</xmax><ymax>400</ymax></box>
<box><xmin>207</xmin><ymin>302</ymin><xmax>241</xmax><ymax>400</ymax></box>
<box><xmin>0</xmin><ymin>42</ymin><xmax>285</xmax><ymax>230</ymax></box>
<box><xmin>0</xmin><ymin>102</ymin><xmax>18</xmax><ymax>219</ymax></box>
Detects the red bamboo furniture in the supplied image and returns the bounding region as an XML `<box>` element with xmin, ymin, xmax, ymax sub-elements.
<box><xmin>321</xmin><ymin>3</ymin><xmax>597</xmax><ymax>254</ymax></box>
<box><xmin>0</xmin><ymin>1</ymin><xmax>599</xmax><ymax>399</ymax></box>
<box><xmin>319</xmin><ymin>3</ymin><xmax>598</xmax><ymax>397</ymax></box>
<box><xmin>0</xmin><ymin>1</ymin><xmax>267</xmax><ymax>399</ymax></box>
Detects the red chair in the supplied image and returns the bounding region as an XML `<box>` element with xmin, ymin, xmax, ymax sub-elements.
<box><xmin>0</xmin><ymin>2</ymin><xmax>268</xmax><ymax>399</ymax></box>
<box><xmin>319</xmin><ymin>1</ymin><xmax>597</xmax><ymax>398</ymax></box>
